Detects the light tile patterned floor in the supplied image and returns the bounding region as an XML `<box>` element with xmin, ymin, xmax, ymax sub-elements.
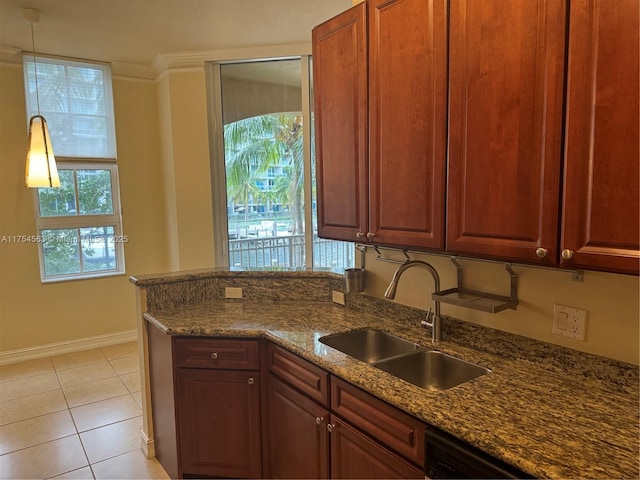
<box><xmin>0</xmin><ymin>342</ymin><xmax>169</xmax><ymax>479</ymax></box>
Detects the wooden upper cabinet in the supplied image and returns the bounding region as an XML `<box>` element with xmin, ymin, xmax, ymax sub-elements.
<box><xmin>368</xmin><ymin>0</ymin><xmax>448</xmax><ymax>249</ymax></box>
<box><xmin>561</xmin><ymin>0</ymin><xmax>640</xmax><ymax>275</ymax></box>
<box><xmin>313</xmin><ymin>0</ymin><xmax>447</xmax><ymax>249</ymax></box>
<box><xmin>313</xmin><ymin>3</ymin><xmax>368</xmax><ymax>242</ymax></box>
<box><xmin>447</xmin><ymin>0</ymin><xmax>567</xmax><ymax>265</ymax></box>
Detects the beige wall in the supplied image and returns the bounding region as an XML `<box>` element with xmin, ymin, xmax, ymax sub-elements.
<box><xmin>0</xmin><ymin>62</ymin><xmax>171</xmax><ymax>353</ymax></box>
<box><xmin>157</xmin><ymin>68</ymin><xmax>215</xmax><ymax>271</ymax></box>
<box><xmin>362</xmin><ymin>250</ymin><xmax>640</xmax><ymax>365</ymax></box>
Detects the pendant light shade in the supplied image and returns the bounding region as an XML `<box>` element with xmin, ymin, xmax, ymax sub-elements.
<box><xmin>23</xmin><ymin>8</ymin><xmax>59</xmax><ymax>188</ymax></box>
<box><xmin>25</xmin><ymin>114</ymin><xmax>60</xmax><ymax>188</ymax></box>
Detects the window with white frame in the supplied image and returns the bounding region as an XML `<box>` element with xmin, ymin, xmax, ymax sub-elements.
<box><xmin>23</xmin><ymin>55</ymin><xmax>125</xmax><ymax>281</ymax></box>
<box><xmin>208</xmin><ymin>56</ymin><xmax>355</xmax><ymax>272</ymax></box>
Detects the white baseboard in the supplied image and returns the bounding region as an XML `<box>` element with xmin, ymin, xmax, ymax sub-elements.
<box><xmin>0</xmin><ymin>329</ymin><xmax>138</xmax><ymax>366</ymax></box>
<box><xmin>140</xmin><ymin>430</ymin><xmax>156</xmax><ymax>458</ymax></box>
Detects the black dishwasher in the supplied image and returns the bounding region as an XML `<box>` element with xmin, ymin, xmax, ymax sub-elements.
<box><xmin>425</xmin><ymin>427</ymin><xmax>532</xmax><ymax>479</ymax></box>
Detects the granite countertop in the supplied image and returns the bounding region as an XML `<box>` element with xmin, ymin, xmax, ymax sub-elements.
<box><xmin>144</xmin><ymin>300</ymin><xmax>639</xmax><ymax>480</ymax></box>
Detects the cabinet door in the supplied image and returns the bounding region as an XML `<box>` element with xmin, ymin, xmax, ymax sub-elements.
<box><xmin>561</xmin><ymin>0</ymin><xmax>640</xmax><ymax>275</ymax></box>
<box><xmin>176</xmin><ymin>368</ymin><xmax>261</xmax><ymax>478</ymax></box>
<box><xmin>447</xmin><ymin>0</ymin><xmax>567</xmax><ymax>264</ymax></box>
<box><xmin>331</xmin><ymin>376</ymin><xmax>425</xmax><ymax>467</ymax></box>
<box><xmin>313</xmin><ymin>3</ymin><xmax>368</xmax><ymax>242</ymax></box>
<box><xmin>329</xmin><ymin>416</ymin><xmax>423</xmax><ymax>479</ymax></box>
<box><xmin>264</xmin><ymin>374</ymin><xmax>330</xmax><ymax>479</ymax></box>
<box><xmin>368</xmin><ymin>0</ymin><xmax>447</xmax><ymax>250</ymax></box>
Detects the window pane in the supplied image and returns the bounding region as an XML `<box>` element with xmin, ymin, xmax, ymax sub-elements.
<box><xmin>81</xmin><ymin>226</ymin><xmax>117</xmax><ymax>272</ymax></box>
<box><xmin>42</xmin><ymin>229</ymin><xmax>81</xmax><ymax>276</ymax></box>
<box><xmin>68</xmin><ymin>66</ymin><xmax>106</xmax><ymax>115</ymax></box>
<box><xmin>38</xmin><ymin>170</ymin><xmax>76</xmax><ymax>216</ymax></box>
<box><xmin>78</xmin><ymin>170</ymin><xmax>113</xmax><ymax>214</ymax></box>
<box><xmin>221</xmin><ymin>60</ymin><xmax>305</xmax><ymax>270</ymax></box>
<box><xmin>216</xmin><ymin>58</ymin><xmax>355</xmax><ymax>272</ymax></box>
<box><xmin>23</xmin><ymin>56</ymin><xmax>116</xmax><ymax>158</ymax></box>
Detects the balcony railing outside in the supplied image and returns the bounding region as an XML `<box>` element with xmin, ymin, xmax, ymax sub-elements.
<box><xmin>229</xmin><ymin>233</ymin><xmax>354</xmax><ymax>273</ymax></box>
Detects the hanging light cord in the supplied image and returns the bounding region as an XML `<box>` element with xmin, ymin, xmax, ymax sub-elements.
<box><xmin>28</xmin><ymin>16</ymin><xmax>53</xmax><ymax>187</ymax></box>
<box><xmin>30</xmin><ymin>22</ymin><xmax>41</xmax><ymax>115</ymax></box>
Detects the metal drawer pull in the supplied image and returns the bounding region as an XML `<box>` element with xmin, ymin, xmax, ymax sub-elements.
<box><xmin>248</xmin><ymin>377</ymin><xmax>254</xmax><ymax>385</ymax></box>
<box><xmin>327</xmin><ymin>423</ymin><xmax>335</xmax><ymax>433</ymax></box>
<box><xmin>211</xmin><ymin>352</ymin><xmax>218</xmax><ymax>360</ymax></box>
<box><xmin>561</xmin><ymin>249</ymin><xmax>574</xmax><ymax>260</ymax></box>
<box><xmin>315</xmin><ymin>417</ymin><xmax>323</xmax><ymax>425</ymax></box>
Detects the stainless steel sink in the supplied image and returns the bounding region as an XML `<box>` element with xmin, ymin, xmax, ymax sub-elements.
<box><xmin>373</xmin><ymin>349</ymin><xmax>490</xmax><ymax>391</ymax></box>
<box><xmin>319</xmin><ymin>329</ymin><xmax>420</xmax><ymax>364</ymax></box>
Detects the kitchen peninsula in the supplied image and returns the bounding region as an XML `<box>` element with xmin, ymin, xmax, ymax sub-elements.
<box><xmin>131</xmin><ymin>270</ymin><xmax>639</xmax><ymax>479</ymax></box>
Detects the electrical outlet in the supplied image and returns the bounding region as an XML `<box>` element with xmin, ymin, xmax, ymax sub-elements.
<box><xmin>225</xmin><ymin>287</ymin><xmax>243</xmax><ymax>299</ymax></box>
<box><xmin>331</xmin><ymin>290</ymin><xmax>346</xmax><ymax>305</ymax></box>
<box><xmin>552</xmin><ymin>304</ymin><xmax>587</xmax><ymax>341</ymax></box>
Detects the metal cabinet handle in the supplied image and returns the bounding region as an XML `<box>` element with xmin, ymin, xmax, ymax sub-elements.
<box><xmin>327</xmin><ymin>423</ymin><xmax>335</xmax><ymax>433</ymax></box>
<box><xmin>356</xmin><ymin>232</ymin><xmax>365</xmax><ymax>239</ymax></box>
<box><xmin>315</xmin><ymin>417</ymin><xmax>323</xmax><ymax>425</ymax></box>
<box><xmin>535</xmin><ymin>247</ymin><xmax>548</xmax><ymax>258</ymax></box>
<box><xmin>561</xmin><ymin>249</ymin><xmax>575</xmax><ymax>260</ymax></box>
<box><xmin>248</xmin><ymin>377</ymin><xmax>254</xmax><ymax>385</ymax></box>
<box><xmin>211</xmin><ymin>352</ymin><xmax>218</xmax><ymax>360</ymax></box>
<box><xmin>366</xmin><ymin>232</ymin><xmax>375</xmax><ymax>241</ymax></box>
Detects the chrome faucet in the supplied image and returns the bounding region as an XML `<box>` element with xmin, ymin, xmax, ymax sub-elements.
<box><xmin>384</xmin><ymin>260</ymin><xmax>442</xmax><ymax>343</ymax></box>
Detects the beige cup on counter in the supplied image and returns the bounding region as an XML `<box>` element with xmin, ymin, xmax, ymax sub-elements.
<box><xmin>344</xmin><ymin>268</ymin><xmax>365</xmax><ymax>293</ymax></box>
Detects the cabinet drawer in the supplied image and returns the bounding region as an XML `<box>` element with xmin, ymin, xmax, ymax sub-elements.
<box><xmin>331</xmin><ymin>376</ymin><xmax>425</xmax><ymax>467</ymax></box>
<box><xmin>266</xmin><ymin>342</ymin><xmax>329</xmax><ymax>406</ymax></box>
<box><xmin>175</xmin><ymin>338</ymin><xmax>259</xmax><ymax>370</ymax></box>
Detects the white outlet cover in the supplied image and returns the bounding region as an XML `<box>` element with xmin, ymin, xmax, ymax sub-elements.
<box><xmin>225</xmin><ymin>287</ymin><xmax>243</xmax><ymax>299</ymax></box>
<box><xmin>553</xmin><ymin>304</ymin><xmax>587</xmax><ymax>341</ymax></box>
<box><xmin>331</xmin><ymin>290</ymin><xmax>346</xmax><ymax>305</ymax></box>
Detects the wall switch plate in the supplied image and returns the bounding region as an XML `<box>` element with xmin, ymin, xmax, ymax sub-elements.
<box><xmin>552</xmin><ymin>304</ymin><xmax>587</xmax><ymax>340</ymax></box>
<box><xmin>225</xmin><ymin>287</ymin><xmax>243</xmax><ymax>299</ymax></box>
<box><xmin>331</xmin><ymin>290</ymin><xmax>346</xmax><ymax>305</ymax></box>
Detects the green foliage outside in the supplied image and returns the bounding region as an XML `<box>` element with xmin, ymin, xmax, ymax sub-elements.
<box><xmin>224</xmin><ymin>113</ymin><xmax>305</xmax><ymax>235</ymax></box>
<box><xmin>38</xmin><ymin>169</ymin><xmax>115</xmax><ymax>276</ymax></box>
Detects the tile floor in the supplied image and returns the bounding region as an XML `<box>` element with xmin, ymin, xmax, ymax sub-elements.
<box><xmin>0</xmin><ymin>342</ymin><xmax>169</xmax><ymax>479</ymax></box>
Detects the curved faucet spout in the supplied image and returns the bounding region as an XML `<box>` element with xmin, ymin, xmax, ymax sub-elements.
<box><xmin>384</xmin><ymin>260</ymin><xmax>442</xmax><ymax>342</ymax></box>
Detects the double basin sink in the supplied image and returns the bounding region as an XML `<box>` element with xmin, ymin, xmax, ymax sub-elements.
<box><xmin>320</xmin><ymin>328</ymin><xmax>490</xmax><ymax>391</ymax></box>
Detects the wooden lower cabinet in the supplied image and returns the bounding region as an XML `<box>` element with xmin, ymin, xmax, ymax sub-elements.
<box><xmin>176</xmin><ymin>368</ymin><xmax>261</xmax><ymax>478</ymax></box>
<box><xmin>148</xmin><ymin>334</ymin><xmax>425</xmax><ymax>479</ymax></box>
<box><xmin>146</xmin><ymin>332</ymin><xmax>262</xmax><ymax>479</ymax></box>
<box><xmin>264</xmin><ymin>373</ymin><xmax>330</xmax><ymax>478</ymax></box>
<box><xmin>265</xmin><ymin>374</ymin><xmax>422</xmax><ymax>479</ymax></box>
<box><xmin>264</xmin><ymin>343</ymin><xmax>424</xmax><ymax>479</ymax></box>
<box><xmin>330</xmin><ymin>416</ymin><xmax>423</xmax><ymax>479</ymax></box>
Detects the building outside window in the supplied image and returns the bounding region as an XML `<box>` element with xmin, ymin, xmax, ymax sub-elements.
<box><xmin>208</xmin><ymin>57</ymin><xmax>355</xmax><ymax>272</ymax></box>
<box><xmin>23</xmin><ymin>55</ymin><xmax>125</xmax><ymax>282</ymax></box>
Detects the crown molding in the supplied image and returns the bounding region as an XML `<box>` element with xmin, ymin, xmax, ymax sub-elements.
<box><xmin>152</xmin><ymin>42</ymin><xmax>313</xmax><ymax>77</ymax></box>
<box><xmin>2</xmin><ymin>42</ymin><xmax>314</xmax><ymax>80</ymax></box>
<box><xmin>0</xmin><ymin>44</ymin><xmax>155</xmax><ymax>80</ymax></box>
<box><xmin>110</xmin><ymin>61</ymin><xmax>156</xmax><ymax>81</ymax></box>
<box><xmin>0</xmin><ymin>46</ymin><xmax>22</xmax><ymax>64</ymax></box>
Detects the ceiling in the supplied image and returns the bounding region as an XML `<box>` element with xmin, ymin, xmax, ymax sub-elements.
<box><xmin>0</xmin><ymin>0</ymin><xmax>352</xmax><ymax>74</ymax></box>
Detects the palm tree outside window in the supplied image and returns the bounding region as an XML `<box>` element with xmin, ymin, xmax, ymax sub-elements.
<box><xmin>209</xmin><ymin>57</ymin><xmax>354</xmax><ymax>272</ymax></box>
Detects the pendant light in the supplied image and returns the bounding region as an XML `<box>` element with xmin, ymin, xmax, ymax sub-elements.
<box><xmin>23</xmin><ymin>8</ymin><xmax>59</xmax><ymax>188</ymax></box>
